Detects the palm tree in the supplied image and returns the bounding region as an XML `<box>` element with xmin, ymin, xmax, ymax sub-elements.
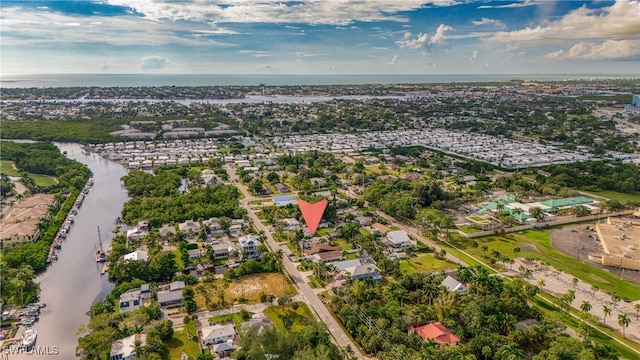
<box><xmin>611</xmin><ymin>293</ymin><xmax>621</xmax><ymax>308</ymax></box>
<box><xmin>513</xmin><ymin>246</ymin><xmax>521</xmax><ymax>259</ymax></box>
<box><xmin>537</xmin><ymin>279</ymin><xmax>546</xmax><ymax>290</ymax></box>
<box><xmin>591</xmin><ymin>284</ymin><xmax>599</xmax><ymax>298</ymax></box>
<box><xmin>572</xmin><ymin>277</ymin><xmax>579</xmax><ymax>288</ymax></box>
<box><xmin>580</xmin><ymin>300</ymin><xmax>592</xmax><ymax>313</ymax></box>
<box><xmin>635</xmin><ymin>303</ymin><xmax>640</xmax><ymax>321</ymax></box>
<box><xmin>481</xmin><ymin>245</ymin><xmax>488</xmax><ymax>258</ymax></box>
<box><xmin>617</xmin><ymin>313</ymin><xmax>630</xmax><ymax>338</ymax></box>
<box><xmin>602</xmin><ymin>305</ymin><xmax>611</xmax><ymax>325</ymax></box>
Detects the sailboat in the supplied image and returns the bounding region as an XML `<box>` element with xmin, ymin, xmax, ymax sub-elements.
<box><xmin>95</xmin><ymin>226</ymin><xmax>106</xmax><ymax>263</ymax></box>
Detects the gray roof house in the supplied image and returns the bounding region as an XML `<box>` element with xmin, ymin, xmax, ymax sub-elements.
<box><xmin>385</xmin><ymin>230</ymin><xmax>414</xmax><ymax>249</ymax></box>
<box><xmin>119</xmin><ymin>289</ymin><xmax>141</xmax><ymax>314</ymax></box>
<box><xmin>346</xmin><ymin>264</ymin><xmax>382</xmax><ymax>282</ymax></box>
<box><xmin>200</xmin><ymin>323</ymin><xmax>236</xmax><ymax>345</ymax></box>
<box><xmin>157</xmin><ymin>290</ymin><xmax>183</xmax><ymax>308</ymax></box>
<box><xmin>441</xmin><ymin>276</ymin><xmax>466</xmax><ymax>295</ymax></box>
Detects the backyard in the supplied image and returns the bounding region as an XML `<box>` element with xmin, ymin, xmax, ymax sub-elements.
<box><xmin>399</xmin><ymin>254</ymin><xmax>457</xmax><ymax>274</ymax></box>
<box><xmin>167</xmin><ymin>321</ymin><xmax>201</xmax><ymax>360</ymax></box>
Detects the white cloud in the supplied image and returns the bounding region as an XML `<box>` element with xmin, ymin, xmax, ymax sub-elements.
<box><xmin>487</xmin><ymin>0</ymin><xmax>640</xmax><ymax>44</ymax></box>
<box><xmin>106</xmin><ymin>0</ymin><xmax>458</xmax><ymax>25</ymax></box>
<box><xmin>389</xmin><ymin>54</ymin><xmax>398</xmax><ymax>65</ymax></box>
<box><xmin>396</xmin><ymin>24</ymin><xmax>454</xmax><ymax>54</ymax></box>
<box><xmin>478</xmin><ymin>0</ymin><xmax>537</xmax><ymax>9</ymax></box>
<box><xmin>471</xmin><ymin>50</ymin><xmax>478</xmax><ymax>60</ymax></box>
<box><xmin>239</xmin><ymin>50</ymin><xmax>271</xmax><ymax>57</ymax></box>
<box><xmin>140</xmin><ymin>55</ymin><xmax>169</xmax><ymax>70</ymax></box>
<box><xmin>470</xmin><ymin>18</ymin><xmax>506</xmax><ymax>29</ymax></box>
<box><xmin>545</xmin><ymin>39</ymin><xmax>640</xmax><ymax>60</ymax></box>
<box><xmin>291</xmin><ymin>52</ymin><xmax>325</xmax><ymax>58</ymax></box>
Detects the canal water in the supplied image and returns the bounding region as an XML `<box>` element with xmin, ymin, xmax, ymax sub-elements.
<box><xmin>11</xmin><ymin>143</ymin><xmax>129</xmax><ymax>359</ymax></box>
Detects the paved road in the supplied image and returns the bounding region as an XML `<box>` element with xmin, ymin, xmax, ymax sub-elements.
<box><xmin>226</xmin><ymin>165</ymin><xmax>367</xmax><ymax>359</ymax></box>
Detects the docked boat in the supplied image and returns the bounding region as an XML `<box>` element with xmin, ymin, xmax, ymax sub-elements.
<box><xmin>22</xmin><ymin>329</ymin><xmax>37</xmax><ymax>348</ymax></box>
<box><xmin>95</xmin><ymin>226</ymin><xmax>107</xmax><ymax>263</ymax></box>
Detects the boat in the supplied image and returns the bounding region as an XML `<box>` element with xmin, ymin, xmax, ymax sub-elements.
<box><xmin>22</xmin><ymin>329</ymin><xmax>37</xmax><ymax>348</ymax></box>
<box><xmin>96</xmin><ymin>226</ymin><xmax>107</xmax><ymax>263</ymax></box>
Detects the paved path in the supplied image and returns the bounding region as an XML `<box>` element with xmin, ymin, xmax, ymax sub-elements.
<box><xmin>226</xmin><ymin>165</ymin><xmax>368</xmax><ymax>359</ymax></box>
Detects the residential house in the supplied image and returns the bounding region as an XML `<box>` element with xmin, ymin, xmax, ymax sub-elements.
<box><xmin>157</xmin><ymin>281</ymin><xmax>185</xmax><ymax>308</ymax></box>
<box><xmin>204</xmin><ymin>218</ymin><xmax>225</xmax><ymax>236</ymax></box>
<box><xmin>179</xmin><ymin>220</ymin><xmax>201</xmax><ymax>235</ymax></box>
<box><xmin>237</xmin><ymin>234</ymin><xmax>261</xmax><ymax>260</ymax></box>
<box><xmin>158</xmin><ymin>224</ymin><xmax>177</xmax><ymax>238</ymax></box>
<box><xmin>212</xmin><ymin>343</ymin><xmax>234</xmax><ymax>358</ymax></box>
<box><xmin>355</xmin><ymin>216</ymin><xmax>374</xmax><ymax>227</ymax></box>
<box><xmin>212</xmin><ymin>242</ymin><xmax>235</xmax><ymax>259</ymax></box>
<box><xmin>385</xmin><ymin>230</ymin><xmax>415</xmax><ymax>249</ymax></box>
<box><xmin>273</xmin><ymin>195</ymin><xmax>296</xmax><ymax>207</ymax></box>
<box><xmin>229</xmin><ymin>224</ymin><xmax>243</xmax><ymax>236</ymax></box>
<box><xmin>123</xmin><ymin>250</ymin><xmax>149</xmax><ymax>263</ymax></box>
<box><xmin>370</xmin><ymin>223</ymin><xmax>390</xmax><ymax>235</ymax></box>
<box><xmin>309</xmin><ymin>177</ymin><xmax>327</xmax><ymax>188</ymax></box>
<box><xmin>119</xmin><ymin>289</ymin><xmax>141</xmax><ymax>314</ymax></box>
<box><xmin>126</xmin><ymin>227</ymin><xmax>148</xmax><ymax>243</ymax></box>
<box><xmin>241</xmin><ymin>313</ymin><xmax>273</xmax><ymax>334</ymax></box>
<box><xmin>345</xmin><ymin>264</ymin><xmax>382</xmax><ymax>282</ymax></box>
<box><xmin>314</xmin><ymin>251</ymin><xmax>344</xmax><ymax>263</ymax></box>
<box><xmin>187</xmin><ymin>249</ymin><xmax>203</xmax><ymax>260</ymax></box>
<box><xmin>441</xmin><ymin>276</ymin><xmax>467</xmax><ymax>295</ymax></box>
<box><xmin>110</xmin><ymin>334</ymin><xmax>146</xmax><ymax>360</ymax></box>
<box><xmin>200</xmin><ymin>323</ymin><xmax>236</xmax><ymax>346</ymax></box>
<box><xmin>409</xmin><ymin>322</ymin><xmax>460</xmax><ymax>346</ymax></box>
<box><xmin>281</xmin><ymin>218</ymin><xmax>300</xmax><ymax>231</ymax></box>
<box><xmin>274</xmin><ymin>183</ymin><xmax>290</xmax><ymax>193</ymax></box>
<box><xmin>136</xmin><ymin>221</ymin><xmax>149</xmax><ymax>231</ymax></box>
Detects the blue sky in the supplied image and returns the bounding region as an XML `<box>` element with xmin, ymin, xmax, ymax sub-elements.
<box><xmin>1</xmin><ymin>0</ymin><xmax>638</xmax><ymax>75</ymax></box>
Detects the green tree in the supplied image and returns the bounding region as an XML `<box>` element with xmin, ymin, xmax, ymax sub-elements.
<box><xmin>580</xmin><ymin>300</ymin><xmax>592</xmax><ymax>313</ymax></box>
<box><xmin>617</xmin><ymin>313</ymin><xmax>630</xmax><ymax>338</ymax></box>
<box><xmin>602</xmin><ymin>305</ymin><xmax>611</xmax><ymax>324</ymax></box>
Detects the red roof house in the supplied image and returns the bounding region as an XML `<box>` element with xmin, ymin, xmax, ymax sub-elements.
<box><xmin>409</xmin><ymin>322</ymin><xmax>460</xmax><ymax>346</ymax></box>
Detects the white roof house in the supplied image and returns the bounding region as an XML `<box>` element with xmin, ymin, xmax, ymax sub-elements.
<box><xmin>201</xmin><ymin>324</ymin><xmax>236</xmax><ymax>345</ymax></box>
<box><xmin>123</xmin><ymin>250</ymin><xmax>149</xmax><ymax>262</ymax></box>
<box><xmin>109</xmin><ymin>334</ymin><xmax>146</xmax><ymax>360</ymax></box>
<box><xmin>126</xmin><ymin>227</ymin><xmax>148</xmax><ymax>240</ymax></box>
<box><xmin>441</xmin><ymin>276</ymin><xmax>466</xmax><ymax>295</ymax></box>
<box><xmin>386</xmin><ymin>230</ymin><xmax>414</xmax><ymax>248</ymax></box>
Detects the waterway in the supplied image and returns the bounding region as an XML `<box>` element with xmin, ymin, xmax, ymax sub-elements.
<box><xmin>11</xmin><ymin>143</ymin><xmax>129</xmax><ymax>359</ymax></box>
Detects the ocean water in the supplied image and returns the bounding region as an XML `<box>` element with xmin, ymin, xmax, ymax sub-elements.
<box><xmin>0</xmin><ymin>73</ymin><xmax>634</xmax><ymax>88</ymax></box>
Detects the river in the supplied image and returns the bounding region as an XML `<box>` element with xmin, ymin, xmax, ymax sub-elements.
<box><xmin>11</xmin><ymin>143</ymin><xmax>129</xmax><ymax>360</ymax></box>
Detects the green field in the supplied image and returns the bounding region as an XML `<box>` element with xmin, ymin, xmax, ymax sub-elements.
<box><xmin>167</xmin><ymin>321</ymin><xmax>201</xmax><ymax>360</ymax></box>
<box><xmin>399</xmin><ymin>255</ymin><xmax>457</xmax><ymax>274</ymax></box>
<box><xmin>0</xmin><ymin>160</ymin><xmax>20</xmax><ymax>176</ymax></box>
<box><xmin>263</xmin><ymin>302</ymin><xmax>314</xmax><ymax>332</ymax></box>
<box><xmin>0</xmin><ymin>160</ymin><xmax>58</xmax><ymax>186</ymax></box>
<box><xmin>590</xmin><ymin>190</ymin><xmax>640</xmax><ymax>202</ymax></box>
<box><xmin>30</xmin><ymin>173</ymin><xmax>58</xmax><ymax>187</ymax></box>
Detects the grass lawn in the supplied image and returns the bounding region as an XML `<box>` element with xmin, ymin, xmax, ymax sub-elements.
<box><xmin>316</xmin><ymin>227</ymin><xmax>334</xmax><ymax>237</ymax></box>
<box><xmin>194</xmin><ymin>273</ymin><xmax>286</xmax><ymax>309</ymax></box>
<box><xmin>457</xmin><ymin>226</ymin><xmax>482</xmax><ymax>234</ymax></box>
<box><xmin>331</xmin><ymin>238</ymin><xmax>354</xmax><ymax>251</ymax></box>
<box><xmin>468</xmin><ymin>215</ymin><xmax>486</xmax><ymax>222</ymax></box>
<box><xmin>167</xmin><ymin>321</ymin><xmax>201</xmax><ymax>360</ymax></box>
<box><xmin>171</xmin><ymin>250</ymin><xmax>185</xmax><ymax>269</ymax></box>
<box><xmin>263</xmin><ymin>303</ymin><xmax>314</xmax><ymax>332</ymax></box>
<box><xmin>399</xmin><ymin>254</ymin><xmax>457</xmax><ymax>274</ymax></box>
<box><xmin>0</xmin><ymin>160</ymin><xmax>20</xmax><ymax>176</ymax></box>
<box><xmin>589</xmin><ymin>190</ymin><xmax>640</xmax><ymax>202</ymax></box>
<box><xmin>208</xmin><ymin>312</ymin><xmax>246</xmax><ymax>329</ymax></box>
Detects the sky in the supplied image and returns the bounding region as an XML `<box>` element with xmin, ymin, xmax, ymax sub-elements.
<box><xmin>1</xmin><ymin>0</ymin><xmax>639</xmax><ymax>75</ymax></box>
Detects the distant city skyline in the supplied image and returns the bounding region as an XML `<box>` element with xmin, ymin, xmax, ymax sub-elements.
<box><xmin>1</xmin><ymin>0</ymin><xmax>638</xmax><ymax>76</ymax></box>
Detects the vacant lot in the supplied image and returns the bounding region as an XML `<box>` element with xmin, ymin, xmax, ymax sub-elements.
<box><xmin>194</xmin><ymin>273</ymin><xmax>285</xmax><ymax>309</ymax></box>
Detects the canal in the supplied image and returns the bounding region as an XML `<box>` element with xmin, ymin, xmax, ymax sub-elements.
<box><xmin>12</xmin><ymin>143</ymin><xmax>129</xmax><ymax>359</ymax></box>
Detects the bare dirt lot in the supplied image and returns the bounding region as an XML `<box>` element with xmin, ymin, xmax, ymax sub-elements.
<box><xmin>551</xmin><ymin>222</ymin><xmax>640</xmax><ymax>285</ymax></box>
<box><xmin>0</xmin><ymin>193</ymin><xmax>55</xmax><ymax>241</ymax></box>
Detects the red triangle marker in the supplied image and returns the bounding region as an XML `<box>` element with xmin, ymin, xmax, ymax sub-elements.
<box><xmin>297</xmin><ymin>199</ymin><xmax>328</xmax><ymax>235</ymax></box>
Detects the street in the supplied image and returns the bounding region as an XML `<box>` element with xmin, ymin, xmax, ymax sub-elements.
<box><xmin>226</xmin><ymin>165</ymin><xmax>367</xmax><ymax>359</ymax></box>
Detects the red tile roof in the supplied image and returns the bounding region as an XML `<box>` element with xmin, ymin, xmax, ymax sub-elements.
<box><xmin>409</xmin><ymin>322</ymin><xmax>460</xmax><ymax>345</ymax></box>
